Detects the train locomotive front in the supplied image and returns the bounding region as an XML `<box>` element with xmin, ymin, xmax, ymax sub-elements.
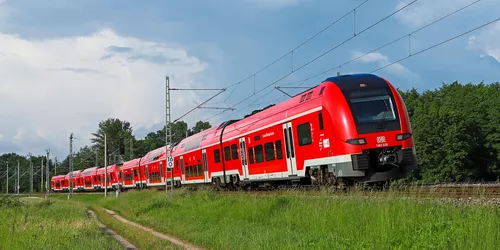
<box><xmin>317</xmin><ymin>74</ymin><xmax>417</xmax><ymax>185</ymax></box>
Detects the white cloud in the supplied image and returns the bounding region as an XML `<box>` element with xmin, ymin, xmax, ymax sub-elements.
<box><xmin>467</xmin><ymin>23</ymin><xmax>500</xmax><ymax>62</ymax></box>
<box><xmin>395</xmin><ymin>0</ymin><xmax>478</xmax><ymax>28</ymax></box>
<box><xmin>351</xmin><ymin>51</ymin><xmax>410</xmax><ymax>75</ymax></box>
<box><xmin>0</xmin><ymin>28</ymin><xmax>211</xmax><ymax>158</ymax></box>
<box><xmin>245</xmin><ymin>0</ymin><xmax>308</xmax><ymax>9</ymax></box>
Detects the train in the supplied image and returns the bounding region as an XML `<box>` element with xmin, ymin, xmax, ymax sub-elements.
<box><xmin>51</xmin><ymin>73</ymin><xmax>418</xmax><ymax>192</ymax></box>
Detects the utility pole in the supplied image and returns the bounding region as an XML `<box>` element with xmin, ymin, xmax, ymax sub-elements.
<box><xmin>40</xmin><ymin>159</ymin><xmax>44</xmax><ymax>193</ymax></box>
<box><xmin>69</xmin><ymin>133</ymin><xmax>74</xmax><ymax>199</ymax></box>
<box><xmin>104</xmin><ymin>133</ymin><xmax>107</xmax><ymax>197</ymax></box>
<box><xmin>54</xmin><ymin>157</ymin><xmax>57</xmax><ymax>176</ymax></box>
<box><xmin>17</xmin><ymin>161</ymin><xmax>19</xmax><ymax>195</ymax></box>
<box><xmin>29</xmin><ymin>154</ymin><xmax>33</xmax><ymax>197</ymax></box>
<box><xmin>166</xmin><ymin>76</ymin><xmax>174</xmax><ymax>199</ymax></box>
<box><xmin>5</xmin><ymin>161</ymin><xmax>8</xmax><ymax>195</ymax></box>
<box><xmin>46</xmin><ymin>149</ymin><xmax>50</xmax><ymax>198</ymax></box>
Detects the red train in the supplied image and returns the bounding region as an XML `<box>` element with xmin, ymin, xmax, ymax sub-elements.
<box><xmin>51</xmin><ymin>74</ymin><xmax>418</xmax><ymax>191</ymax></box>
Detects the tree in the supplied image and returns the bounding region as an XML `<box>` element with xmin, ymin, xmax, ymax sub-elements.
<box><xmin>190</xmin><ymin>121</ymin><xmax>211</xmax><ymax>135</ymax></box>
<box><xmin>91</xmin><ymin>118</ymin><xmax>134</xmax><ymax>165</ymax></box>
<box><xmin>400</xmin><ymin>81</ymin><xmax>500</xmax><ymax>182</ymax></box>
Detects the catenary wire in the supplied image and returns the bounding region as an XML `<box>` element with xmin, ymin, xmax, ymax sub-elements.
<box><xmin>281</xmin><ymin>0</ymin><xmax>484</xmax><ymax>86</ymax></box>
<box><xmin>201</xmin><ymin>0</ymin><xmax>419</xmax><ymax>123</ymax></box>
<box><xmin>206</xmin><ymin>15</ymin><xmax>499</xmax><ymax>126</ymax></box>
<box><xmin>371</xmin><ymin>16</ymin><xmax>500</xmax><ymax>73</ymax></box>
<box><xmin>223</xmin><ymin>0</ymin><xmax>371</xmax><ymax>101</ymax></box>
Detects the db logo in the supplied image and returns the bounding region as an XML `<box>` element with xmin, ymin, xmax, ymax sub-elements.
<box><xmin>377</xmin><ymin>136</ymin><xmax>386</xmax><ymax>143</ymax></box>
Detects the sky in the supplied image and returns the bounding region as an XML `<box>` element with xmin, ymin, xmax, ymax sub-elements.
<box><xmin>0</xmin><ymin>0</ymin><xmax>499</xmax><ymax>160</ymax></box>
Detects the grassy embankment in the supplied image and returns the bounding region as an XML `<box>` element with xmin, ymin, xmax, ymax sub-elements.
<box><xmin>52</xmin><ymin>188</ymin><xmax>500</xmax><ymax>250</ymax></box>
<box><xmin>0</xmin><ymin>196</ymin><xmax>121</xmax><ymax>249</ymax></box>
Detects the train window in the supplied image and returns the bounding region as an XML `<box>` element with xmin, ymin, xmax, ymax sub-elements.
<box><xmin>224</xmin><ymin>146</ymin><xmax>231</xmax><ymax>161</ymax></box>
<box><xmin>297</xmin><ymin>123</ymin><xmax>312</xmax><ymax>146</ymax></box>
<box><xmin>305</xmin><ymin>91</ymin><xmax>313</xmax><ymax>100</ymax></box>
<box><xmin>214</xmin><ymin>149</ymin><xmax>220</xmax><ymax>163</ymax></box>
<box><xmin>265</xmin><ymin>142</ymin><xmax>275</xmax><ymax>162</ymax></box>
<box><xmin>198</xmin><ymin>164</ymin><xmax>202</xmax><ymax>176</ymax></box>
<box><xmin>318</xmin><ymin>112</ymin><xmax>324</xmax><ymax>130</ymax></box>
<box><xmin>319</xmin><ymin>86</ymin><xmax>325</xmax><ymax>95</ymax></box>
<box><xmin>248</xmin><ymin>147</ymin><xmax>255</xmax><ymax>164</ymax></box>
<box><xmin>254</xmin><ymin>145</ymin><xmax>264</xmax><ymax>163</ymax></box>
<box><xmin>231</xmin><ymin>144</ymin><xmax>238</xmax><ymax>160</ymax></box>
<box><xmin>275</xmin><ymin>140</ymin><xmax>283</xmax><ymax>160</ymax></box>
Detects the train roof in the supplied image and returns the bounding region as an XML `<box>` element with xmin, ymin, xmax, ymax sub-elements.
<box><xmin>96</xmin><ymin>164</ymin><xmax>117</xmax><ymax>173</ymax></box>
<box><xmin>65</xmin><ymin>170</ymin><xmax>82</xmax><ymax>177</ymax></box>
<box><xmin>120</xmin><ymin>158</ymin><xmax>141</xmax><ymax>170</ymax></box>
<box><xmin>142</xmin><ymin>146</ymin><xmax>167</xmax><ymax>164</ymax></box>
<box><xmin>81</xmin><ymin>167</ymin><xmax>98</xmax><ymax>176</ymax></box>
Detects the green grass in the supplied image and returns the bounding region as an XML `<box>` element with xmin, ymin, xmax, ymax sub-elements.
<box><xmin>52</xmin><ymin>188</ymin><xmax>500</xmax><ymax>250</ymax></box>
<box><xmin>0</xmin><ymin>196</ymin><xmax>122</xmax><ymax>250</ymax></box>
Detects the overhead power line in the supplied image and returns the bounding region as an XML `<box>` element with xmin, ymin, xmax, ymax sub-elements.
<box><xmin>228</xmin><ymin>0</ymin><xmax>417</xmax><ymax>109</ymax></box>
<box><xmin>202</xmin><ymin>0</ymin><xmax>419</xmax><ymax>123</ymax></box>
<box><xmin>281</xmin><ymin>0</ymin><xmax>483</xmax><ymax>86</ymax></box>
<box><xmin>372</xmin><ymin>16</ymin><xmax>500</xmax><ymax>73</ymax></box>
<box><xmin>205</xmin><ymin>15</ymin><xmax>498</xmax><ymax>127</ymax></box>
<box><xmin>223</xmin><ymin>0</ymin><xmax>371</xmax><ymax>101</ymax></box>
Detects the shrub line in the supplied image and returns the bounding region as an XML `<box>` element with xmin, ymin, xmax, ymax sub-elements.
<box><xmin>103</xmin><ymin>208</ymin><xmax>204</xmax><ymax>250</ymax></box>
<box><xmin>87</xmin><ymin>209</ymin><xmax>138</xmax><ymax>250</ymax></box>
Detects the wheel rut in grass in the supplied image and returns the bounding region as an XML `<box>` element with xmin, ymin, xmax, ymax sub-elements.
<box><xmin>87</xmin><ymin>210</ymin><xmax>138</xmax><ymax>250</ymax></box>
<box><xmin>104</xmin><ymin>208</ymin><xmax>204</xmax><ymax>250</ymax></box>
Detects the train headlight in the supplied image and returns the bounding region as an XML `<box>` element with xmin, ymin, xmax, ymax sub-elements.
<box><xmin>346</xmin><ymin>138</ymin><xmax>367</xmax><ymax>145</ymax></box>
<box><xmin>396</xmin><ymin>133</ymin><xmax>412</xmax><ymax>141</ymax></box>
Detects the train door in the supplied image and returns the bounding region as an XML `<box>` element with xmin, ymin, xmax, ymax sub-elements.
<box><xmin>202</xmin><ymin>149</ymin><xmax>209</xmax><ymax>183</ymax></box>
<box><xmin>180</xmin><ymin>156</ymin><xmax>185</xmax><ymax>183</ymax></box>
<box><xmin>239</xmin><ymin>137</ymin><xmax>249</xmax><ymax>179</ymax></box>
<box><xmin>282</xmin><ymin>122</ymin><xmax>298</xmax><ymax>175</ymax></box>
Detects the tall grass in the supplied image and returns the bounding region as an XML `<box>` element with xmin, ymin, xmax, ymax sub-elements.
<box><xmin>54</xmin><ymin>187</ymin><xmax>500</xmax><ymax>250</ymax></box>
<box><xmin>0</xmin><ymin>196</ymin><xmax>122</xmax><ymax>249</ymax></box>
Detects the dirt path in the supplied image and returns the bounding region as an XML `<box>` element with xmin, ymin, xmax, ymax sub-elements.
<box><xmin>104</xmin><ymin>208</ymin><xmax>204</xmax><ymax>250</ymax></box>
<box><xmin>87</xmin><ymin>210</ymin><xmax>138</xmax><ymax>250</ymax></box>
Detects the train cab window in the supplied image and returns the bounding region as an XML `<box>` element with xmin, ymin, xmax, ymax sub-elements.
<box><xmin>248</xmin><ymin>147</ymin><xmax>255</xmax><ymax>164</ymax></box>
<box><xmin>254</xmin><ymin>145</ymin><xmax>264</xmax><ymax>163</ymax></box>
<box><xmin>319</xmin><ymin>86</ymin><xmax>325</xmax><ymax>95</ymax></box>
<box><xmin>224</xmin><ymin>146</ymin><xmax>231</xmax><ymax>161</ymax></box>
<box><xmin>275</xmin><ymin>140</ymin><xmax>283</xmax><ymax>160</ymax></box>
<box><xmin>231</xmin><ymin>144</ymin><xmax>238</xmax><ymax>160</ymax></box>
<box><xmin>265</xmin><ymin>142</ymin><xmax>275</xmax><ymax>162</ymax></box>
<box><xmin>318</xmin><ymin>112</ymin><xmax>324</xmax><ymax>130</ymax></box>
<box><xmin>297</xmin><ymin>122</ymin><xmax>312</xmax><ymax>146</ymax></box>
<box><xmin>214</xmin><ymin>149</ymin><xmax>221</xmax><ymax>163</ymax></box>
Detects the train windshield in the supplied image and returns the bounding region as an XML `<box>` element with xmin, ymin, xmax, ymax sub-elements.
<box><xmin>349</xmin><ymin>95</ymin><xmax>396</xmax><ymax>123</ymax></box>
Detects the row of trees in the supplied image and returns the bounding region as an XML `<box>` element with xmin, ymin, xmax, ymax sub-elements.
<box><xmin>400</xmin><ymin>81</ymin><xmax>499</xmax><ymax>182</ymax></box>
<box><xmin>0</xmin><ymin>119</ymin><xmax>212</xmax><ymax>193</ymax></box>
<box><xmin>0</xmin><ymin>81</ymin><xmax>499</xmax><ymax>193</ymax></box>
